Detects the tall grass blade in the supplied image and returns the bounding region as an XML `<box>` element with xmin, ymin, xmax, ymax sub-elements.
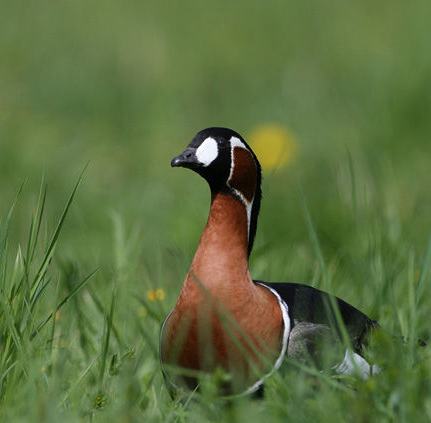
<box><xmin>297</xmin><ymin>181</ymin><xmax>328</xmax><ymax>285</ymax></box>
<box><xmin>99</xmin><ymin>286</ymin><xmax>116</xmax><ymax>386</ymax></box>
<box><xmin>0</xmin><ymin>182</ymin><xmax>25</xmax><ymax>268</ymax></box>
<box><xmin>346</xmin><ymin>148</ymin><xmax>357</xmax><ymax>215</ymax></box>
<box><xmin>30</xmin><ymin>268</ymin><xmax>99</xmax><ymax>339</ymax></box>
<box><xmin>297</xmin><ymin>182</ymin><xmax>353</xmax><ymax>352</ymax></box>
<box><xmin>30</xmin><ymin>165</ymin><xmax>88</xmax><ymax>300</ymax></box>
<box><xmin>25</xmin><ymin>179</ymin><xmax>47</xmax><ymax>269</ymax></box>
<box><xmin>416</xmin><ymin>230</ymin><xmax>431</xmax><ymax>305</ymax></box>
<box><xmin>87</xmin><ymin>285</ymin><xmax>123</xmax><ymax>348</ymax></box>
<box><xmin>0</xmin><ymin>295</ymin><xmax>29</xmax><ymax>380</ymax></box>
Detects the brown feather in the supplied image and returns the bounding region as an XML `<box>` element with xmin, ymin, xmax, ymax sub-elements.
<box><xmin>229</xmin><ymin>147</ymin><xmax>257</xmax><ymax>202</ymax></box>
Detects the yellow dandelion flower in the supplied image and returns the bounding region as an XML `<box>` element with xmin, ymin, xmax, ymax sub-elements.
<box><xmin>138</xmin><ymin>305</ymin><xmax>147</xmax><ymax>318</ymax></box>
<box><xmin>146</xmin><ymin>288</ymin><xmax>166</xmax><ymax>302</ymax></box>
<box><xmin>248</xmin><ymin>124</ymin><xmax>297</xmax><ymax>171</ymax></box>
<box><xmin>147</xmin><ymin>290</ymin><xmax>156</xmax><ymax>302</ymax></box>
<box><xmin>155</xmin><ymin>289</ymin><xmax>165</xmax><ymax>301</ymax></box>
<box><xmin>41</xmin><ymin>365</ymin><xmax>46</xmax><ymax>373</ymax></box>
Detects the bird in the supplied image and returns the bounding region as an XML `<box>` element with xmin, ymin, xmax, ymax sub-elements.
<box><xmin>160</xmin><ymin>127</ymin><xmax>378</xmax><ymax>397</ymax></box>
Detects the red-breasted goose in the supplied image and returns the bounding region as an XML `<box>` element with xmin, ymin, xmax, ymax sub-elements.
<box><xmin>160</xmin><ymin>127</ymin><xmax>378</xmax><ymax>396</ymax></box>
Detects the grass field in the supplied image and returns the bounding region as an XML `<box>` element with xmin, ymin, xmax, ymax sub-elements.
<box><xmin>1</xmin><ymin>1</ymin><xmax>431</xmax><ymax>421</ymax></box>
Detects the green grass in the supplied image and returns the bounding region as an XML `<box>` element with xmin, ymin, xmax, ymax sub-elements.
<box><xmin>0</xmin><ymin>171</ymin><xmax>430</xmax><ymax>422</ymax></box>
<box><xmin>1</xmin><ymin>0</ymin><xmax>431</xmax><ymax>421</ymax></box>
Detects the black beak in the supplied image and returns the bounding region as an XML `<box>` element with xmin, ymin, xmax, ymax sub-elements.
<box><xmin>171</xmin><ymin>147</ymin><xmax>201</xmax><ymax>168</ymax></box>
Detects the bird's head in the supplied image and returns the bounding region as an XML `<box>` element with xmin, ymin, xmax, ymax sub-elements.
<box><xmin>171</xmin><ymin>127</ymin><xmax>262</xmax><ymax>255</ymax></box>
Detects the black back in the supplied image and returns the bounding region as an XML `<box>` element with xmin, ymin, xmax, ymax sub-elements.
<box><xmin>256</xmin><ymin>281</ymin><xmax>378</xmax><ymax>352</ymax></box>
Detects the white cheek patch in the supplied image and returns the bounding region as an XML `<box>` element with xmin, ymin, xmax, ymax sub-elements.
<box><xmin>196</xmin><ymin>137</ymin><xmax>218</xmax><ymax>167</ymax></box>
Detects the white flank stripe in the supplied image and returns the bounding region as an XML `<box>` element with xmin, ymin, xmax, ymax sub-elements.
<box><xmin>240</xmin><ymin>283</ymin><xmax>291</xmax><ymax>396</ymax></box>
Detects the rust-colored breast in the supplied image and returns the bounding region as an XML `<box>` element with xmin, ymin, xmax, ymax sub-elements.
<box><xmin>161</xmin><ymin>282</ymin><xmax>283</xmax><ymax>394</ymax></box>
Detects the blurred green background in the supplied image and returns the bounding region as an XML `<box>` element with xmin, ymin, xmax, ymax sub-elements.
<box><xmin>2</xmin><ymin>0</ymin><xmax>430</xmax><ymax>249</ymax></box>
<box><xmin>1</xmin><ymin>0</ymin><xmax>431</xmax><ymax>421</ymax></box>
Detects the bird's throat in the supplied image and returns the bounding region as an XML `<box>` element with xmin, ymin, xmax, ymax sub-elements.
<box><xmin>187</xmin><ymin>192</ymin><xmax>250</xmax><ymax>294</ymax></box>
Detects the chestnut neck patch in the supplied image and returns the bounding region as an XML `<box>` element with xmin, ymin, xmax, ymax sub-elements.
<box><xmin>228</xmin><ymin>147</ymin><xmax>257</xmax><ymax>203</ymax></box>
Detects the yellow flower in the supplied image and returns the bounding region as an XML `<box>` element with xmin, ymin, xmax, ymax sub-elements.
<box><xmin>248</xmin><ymin>124</ymin><xmax>297</xmax><ymax>171</ymax></box>
<box><xmin>41</xmin><ymin>365</ymin><xmax>46</xmax><ymax>373</ymax></box>
<box><xmin>155</xmin><ymin>288</ymin><xmax>165</xmax><ymax>300</ymax></box>
<box><xmin>138</xmin><ymin>305</ymin><xmax>147</xmax><ymax>318</ymax></box>
<box><xmin>147</xmin><ymin>290</ymin><xmax>156</xmax><ymax>302</ymax></box>
<box><xmin>146</xmin><ymin>288</ymin><xmax>166</xmax><ymax>302</ymax></box>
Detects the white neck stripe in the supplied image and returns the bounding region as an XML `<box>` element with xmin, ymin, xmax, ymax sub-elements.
<box><xmin>229</xmin><ymin>136</ymin><xmax>247</xmax><ymax>150</ymax></box>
